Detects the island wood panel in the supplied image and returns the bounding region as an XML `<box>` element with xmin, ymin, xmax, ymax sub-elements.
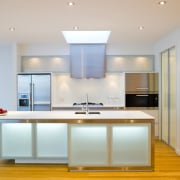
<box><xmin>0</xmin><ymin>140</ymin><xmax>180</xmax><ymax>180</ymax></box>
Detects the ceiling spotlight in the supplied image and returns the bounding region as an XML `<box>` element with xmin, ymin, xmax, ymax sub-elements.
<box><xmin>138</xmin><ymin>26</ymin><xmax>144</xmax><ymax>30</ymax></box>
<box><xmin>67</xmin><ymin>1</ymin><xmax>75</xmax><ymax>6</ymax></box>
<box><xmin>158</xmin><ymin>1</ymin><xmax>167</xmax><ymax>5</ymax></box>
<box><xmin>73</xmin><ymin>26</ymin><xmax>79</xmax><ymax>30</ymax></box>
<box><xmin>9</xmin><ymin>27</ymin><xmax>15</xmax><ymax>32</ymax></box>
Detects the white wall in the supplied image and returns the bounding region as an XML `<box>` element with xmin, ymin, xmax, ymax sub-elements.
<box><xmin>0</xmin><ymin>44</ymin><xmax>17</xmax><ymax>110</ymax></box>
<box><xmin>106</xmin><ymin>44</ymin><xmax>154</xmax><ymax>55</ymax></box>
<box><xmin>19</xmin><ymin>44</ymin><xmax>69</xmax><ymax>56</ymax></box>
<box><xmin>154</xmin><ymin>28</ymin><xmax>180</xmax><ymax>155</ymax></box>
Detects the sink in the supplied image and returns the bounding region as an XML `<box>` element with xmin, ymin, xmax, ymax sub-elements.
<box><xmin>74</xmin><ymin>111</ymin><xmax>86</xmax><ymax>114</ymax></box>
<box><xmin>74</xmin><ymin>111</ymin><xmax>101</xmax><ymax>114</ymax></box>
<box><xmin>88</xmin><ymin>111</ymin><xmax>101</xmax><ymax>114</ymax></box>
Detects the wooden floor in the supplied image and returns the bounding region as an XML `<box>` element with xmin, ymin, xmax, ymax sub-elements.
<box><xmin>0</xmin><ymin>140</ymin><xmax>180</xmax><ymax>180</ymax></box>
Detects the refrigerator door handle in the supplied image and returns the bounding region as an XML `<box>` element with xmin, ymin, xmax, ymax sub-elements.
<box><xmin>30</xmin><ymin>83</ymin><xmax>32</xmax><ymax>111</ymax></box>
<box><xmin>32</xmin><ymin>83</ymin><xmax>35</xmax><ymax>111</ymax></box>
<box><xmin>30</xmin><ymin>83</ymin><xmax>34</xmax><ymax>111</ymax></box>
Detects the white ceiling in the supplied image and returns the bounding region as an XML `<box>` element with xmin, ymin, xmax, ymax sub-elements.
<box><xmin>0</xmin><ymin>0</ymin><xmax>180</xmax><ymax>50</ymax></box>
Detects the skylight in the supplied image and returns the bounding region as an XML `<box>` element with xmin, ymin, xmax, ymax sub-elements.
<box><xmin>62</xmin><ymin>31</ymin><xmax>111</xmax><ymax>44</ymax></box>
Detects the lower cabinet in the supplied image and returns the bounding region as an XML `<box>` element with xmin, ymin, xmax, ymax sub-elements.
<box><xmin>1</xmin><ymin>123</ymin><xmax>32</xmax><ymax>158</ymax></box>
<box><xmin>142</xmin><ymin>110</ymin><xmax>159</xmax><ymax>138</ymax></box>
<box><xmin>68</xmin><ymin>123</ymin><xmax>152</xmax><ymax>171</ymax></box>
<box><xmin>111</xmin><ymin>125</ymin><xmax>150</xmax><ymax>165</ymax></box>
<box><xmin>36</xmin><ymin>123</ymin><xmax>68</xmax><ymax>158</ymax></box>
<box><xmin>0</xmin><ymin>123</ymin><xmax>68</xmax><ymax>162</ymax></box>
<box><xmin>69</xmin><ymin>125</ymin><xmax>108</xmax><ymax>166</ymax></box>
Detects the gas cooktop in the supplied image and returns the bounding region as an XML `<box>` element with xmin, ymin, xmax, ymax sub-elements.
<box><xmin>73</xmin><ymin>102</ymin><xmax>103</xmax><ymax>106</ymax></box>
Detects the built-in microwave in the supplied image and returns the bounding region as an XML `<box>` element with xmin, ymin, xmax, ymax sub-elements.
<box><xmin>125</xmin><ymin>94</ymin><xmax>158</xmax><ymax>107</ymax></box>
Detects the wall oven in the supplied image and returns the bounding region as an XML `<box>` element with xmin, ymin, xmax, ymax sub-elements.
<box><xmin>125</xmin><ymin>73</ymin><xmax>158</xmax><ymax>108</ymax></box>
<box><xmin>125</xmin><ymin>94</ymin><xmax>158</xmax><ymax>107</ymax></box>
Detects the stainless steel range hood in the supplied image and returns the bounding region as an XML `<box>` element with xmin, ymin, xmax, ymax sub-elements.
<box><xmin>70</xmin><ymin>44</ymin><xmax>106</xmax><ymax>78</ymax></box>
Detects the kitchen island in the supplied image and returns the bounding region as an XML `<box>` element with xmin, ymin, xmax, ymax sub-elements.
<box><xmin>0</xmin><ymin>110</ymin><xmax>154</xmax><ymax>171</ymax></box>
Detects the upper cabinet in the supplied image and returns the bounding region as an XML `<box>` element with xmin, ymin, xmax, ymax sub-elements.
<box><xmin>20</xmin><ymin>54</ymin><xmax>155</xmax><ymax>74</ymax></box>
<box><xmin>21</xmin><ymin>56</ymin><xmax>70</xmax><ymax>73</ymax></box>
<box><xmin>70</xmin><ymin>44</ymin><xmax>106</xmax><ymax>78</ymax></box>
<box><xmin>125</xmin><ymin>73</ymin><xmax>158</xmax><ymax>93</ymax></box>
<box><xmin>106</xmin><ymin>55</ymin><xmax>154</xmax><ymax>72</ymax></box>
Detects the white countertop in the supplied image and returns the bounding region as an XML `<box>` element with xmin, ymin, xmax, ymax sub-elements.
<box><xmin>0</xmin><ymin>110</ymin><xmax>154</xmax><ymax>121</ymax></box>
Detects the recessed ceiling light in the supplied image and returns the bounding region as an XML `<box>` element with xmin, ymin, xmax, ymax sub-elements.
<box><xmin>138</xmin><ymin>26</ymin><xmax>144</xmax><ymax>30</ymax></box>
<box><xmin>67</xmin><ymin>1</ymin><xmax>75</xmax><ymax>6</ymax></box>
<box><xmin>9</xmin><ymin>27</ymin><xmax>15</xmax><ymax>32</ymax></box>
<box><xmin>73</xmin><ymin>26</ymin><xmax>79</xmax><ymax>30</ymax></box>
<box><xmin>158</xmin><ymin>1</ymin><xmax>167</xmax><ymax>5</ymax></box>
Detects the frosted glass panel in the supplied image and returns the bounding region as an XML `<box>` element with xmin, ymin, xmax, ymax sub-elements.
<box><xmin>36</xmin><ymin>123</ymin><xmax>67</xmax><ymax>157</ymax></box>
<box><xmin>70</xmin><ymin>125</ymin><xmax>108</xmax><ymax>165</ymax></box>
<box><xmin>169</xmin><ymin>47</ymin><xmax>176</xmax><ymax>148</ymax></box>
<box><xmin>112</xmin><ymin>125</ymin><xmax>151</xmax><ymax>165</ymax></box>
<box><xmin>106</xmin><ymin>55</ymin><xmax>154</xmax><ymax>72</ymax></box>
<box><xmin>22</xmin><ymin>56</ymin><xmax>70</xmax><ymax>73</ymax></box>
<box><xmin>161</xmin><ymin>51</ymin><xmax>169</xmax><ymax>143</ymax></box>
<box><xmin>161</xmin><ymin>47</ymin><xmax>176</xmax><ymax>148</ymax></box>
<box><xmin>2</xmin><ymin>123</ymin><xmax>32</xmax><ymax>157</ymax></box>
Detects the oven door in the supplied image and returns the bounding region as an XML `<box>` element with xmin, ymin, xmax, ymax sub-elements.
<box><xmin>125</xmin><ymin>94</ymin><xmax>158</xmax><ymax>107</ymax></box>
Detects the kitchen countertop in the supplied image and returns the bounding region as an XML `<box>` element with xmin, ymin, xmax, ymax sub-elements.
<box><xmin>0</xmin><ymin>110</ymin><xmax>154</xmax><ymax>123</ymax></box>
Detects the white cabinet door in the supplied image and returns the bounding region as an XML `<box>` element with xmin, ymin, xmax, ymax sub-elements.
<box><xmin>1</xmin><ymin>123</ymin><xmax>33</xmax><ymax>158</ymax></box>
<box><xmin>36</xmin><ymin>123</ymin><xmax>68</xmax><ymax>158</ymax></box>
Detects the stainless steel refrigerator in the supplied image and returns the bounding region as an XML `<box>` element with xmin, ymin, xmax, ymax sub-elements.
<box><xmin>17</xmin><ymin>73</ymin><xmax>51</xmax><ymax>111</ymax></box>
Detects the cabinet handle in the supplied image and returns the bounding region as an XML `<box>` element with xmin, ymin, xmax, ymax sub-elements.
<box><xmin>136</xmin><ymin>95</ymin><xmax>149</xmax><ymax>97</ymax></box>
<box><xmin>136</xmin><ymin>88</ymin><xmax>149</xmax><ymax>90</ymax></box>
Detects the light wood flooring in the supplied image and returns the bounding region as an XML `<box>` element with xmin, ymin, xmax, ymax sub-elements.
<box><xmin>0</xmin><ymin>140</ymin><xmax>180</xmax><ymax>180</ymax></box>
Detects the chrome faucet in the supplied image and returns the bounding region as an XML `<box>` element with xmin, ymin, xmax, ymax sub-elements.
<box><xmin>85</xmin><ymin>93</ymin><xmax>89</xmax><ymax>114</ymax></box>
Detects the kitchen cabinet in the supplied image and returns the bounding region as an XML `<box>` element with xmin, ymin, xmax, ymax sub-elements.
<box><xmin>21</xmin><ymin>56</ymin><xmax>70</xmax><ymax>73</ymax></box>
<box><xmin>70</xmin><ymin>44</ymin><xmax>105</xmax><ymax>78</ymax></box>
<box><xmin>142</xmin><ymin>110</ymin><xmax>159</xmax><ymax>138</ymax></box>
<box><xmin>125</xmin><ymin>73</ymin><xmax>158</xmax><ymax>93</ymax></box>
<box><xmin>106</xmin><ymin>55</ymin><xmax>154</xmax><ymax>72</ymax></box>
<box><xmin>0</xmin><ymin>110</ymin><xmax>154</xmax><ymax>170</ymax></box>
<box><xmin>69</xmin><ymin>124</ymin><xmax>108</xmax><ymax>166</ymax></box>
<box><xmin>1</xmin><ymin>123</ymin><xmax>33</xmax><ymax>158</ymax></box>
<box><xmin>36</xmin><ymin>123</ymin><xmax>68</xmax><ymax>158</ymax></box>
<box><xmin>111</xmin><ymin>125</ymin><xmax>150</xmax><ymax>165</ymax></box>
<box><xmin>69</xmin><ymin>122</ymin><xmax>152</xmax><ymax>170</ymax></box>
<box><xmin>0</xmin><ymin>123</ymin><xmax>68</xmax><ymax>162</ymax></box>
<box><xmin>123</xmin><ymin>109</ymin><xmax>159</xmax><ymax>138</ymax></box>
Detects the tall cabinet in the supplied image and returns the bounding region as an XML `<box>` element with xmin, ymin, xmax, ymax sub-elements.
<box><xmin>161</xmin><ymin>47</ymin><xmax>176</xmax><ymax>148</ymax></box>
